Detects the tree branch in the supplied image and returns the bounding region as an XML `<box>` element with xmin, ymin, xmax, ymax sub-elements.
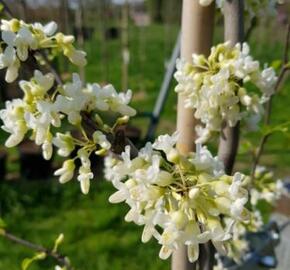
<box><xmin>250</xmin><ymin>24</ymin><xmax>290</xmax><ymax>179</ymax></box>
<box><xmin>0</xmin><ymin>229</ymin><xmax>73</xmax><ymax>270</ymax></box>
<box><xmin>218</xmin><ymin>0</ymin><xmax>244</xmax><ymax>174</ymax></box>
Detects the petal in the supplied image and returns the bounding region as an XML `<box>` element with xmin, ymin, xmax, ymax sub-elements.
<box><xmin>109</xmin><ymin>190</ymin><xmax>127</xmax><ymax>203</ymax></box>
<box><xmin>2</xmin><ymin>31</ymin><xmax>16</xmax><ymax>45</ymax></box>
<box><xmin>141</xmin><ymin>224</ymin><xmax>155</xmax><ymax>243</ymax></box>
<box><xmin>212</xmin><ymin>241</ymin><xmax>227</xmax><ymax>256</ymax></box>
<box><xmin>5</xmin><ymin>62</ymin><xmax>19</xmax><ymax>82</ymax></box>
<box><xmin>43</xmin><ymin>21</ymin><xmax>57</xmax><ymax>36</ymax></box>
<box><xmin>16</xmin><ymin>44</ymin><xmax>28</xmax><ymax>61</ymax></box>
<box><xmin>187</xmin><ymin>244</ymin><xmax>199</xmax><ymax>263</ymax></box>
<box><xmin>159</xmin><ymin>245</ymin><xmax>173</xmax><ymax>260</ymax></box>
<box><xmin>80</xmin><ymin>177</ymin><xmax>90</xmax><ymax>194</ymax></box>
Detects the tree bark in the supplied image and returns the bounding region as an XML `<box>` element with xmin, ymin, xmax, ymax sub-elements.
<box><xmin>172</xmin><ymin>1</ymin><xmax>215</xmax><ymax>270</ymax></box>
<box><xmin>208</xmin><ymin>2</ymin><xmax>244</xmax><ymax>270</ymax></box>
<box><xmin>218</xmin><ymin>1</ymin><xmax>244</xmax><ymax>175</ymax></box>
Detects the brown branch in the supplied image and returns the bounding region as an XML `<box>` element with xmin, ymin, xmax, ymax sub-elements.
<box><xmin>80</xmin><ymin>112</ymin><xmax>139</xmax><ymax>158</ymax></box>
<box><xmin>250</xmin><ymin>24</ymin><xmax>290</xmax><ymax>179</ymax></box>
<box><xmin>37</xmin><ymin>51</ymin><xmax>64</xmax><ymax>86</ymax></box>
<box><xmin>0</xmin><ymin>3</ymin><xmax>139</xmax><ymax>159</ymax></box>
<box><xmin>0</xmin><ymin>229</ymin><xmax>73</xmax><ymax>270</ymax></box>
<box><xmin>0</xmin><ymin>0</ymin><xmax>13</xmax><ymax>18</ymax></box>
<box><xmin>245</xmin><ymin>16</ymin><xmax>258</xmax><ymax>41</ymax></box>
<box><xmin>218</xmin><ymin>0</ymin><xmax>244</xmax><ymax>175</ymax></box>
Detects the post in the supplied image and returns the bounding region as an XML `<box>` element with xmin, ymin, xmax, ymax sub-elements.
<box><xmin>121</xmin><ymin>0</ymin><xmax>129</xmax><ymax>91</ymax></box>
<box><xmin>172</xmin><ymin>1</ymin><xmax>215</xmax><ymax>270</ymax></box>
<box><xmin>218</xmin><ymin>0</ymin><xmax>244</xmax><ymax>175</ymax></box>
<box><xmin>75</xmin><ymin>0</ymin><xmax>85</xmax><ymax>81</ymax></box>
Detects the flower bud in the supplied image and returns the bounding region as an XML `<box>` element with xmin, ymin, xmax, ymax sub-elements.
<box><xmin>189</xmin><ymin>188</ymin><xmax>199</xmax><ymax>200</ymax></box>
<box><xmin>156</xmin><ymin>171</ymin><xmax>173</xmax><ymax>187</ymax></box>
<box><xmin>167</xmin><ymin>148</ymin><xmax>180</xmax><ymax>164</ymax></box>
<box><xmin>171</xmin><ymin>210</ymin><xmax>188</xmax><ymax>229</ymax></box>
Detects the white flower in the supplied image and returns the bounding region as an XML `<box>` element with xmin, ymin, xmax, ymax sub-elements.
<box><xmin>33</xmin><ymin>21</ymin><xmax>57</xmax><ymax>36</ymax></box>
<box><xmin>42</xmin><ymin>139</ymin><xmax>53</xmax><ymax>160</ymax></box>
<box><xmin>14</xmin><ymin>25</ymin><xmax>37</xmax><ymax>61</ymax></box>
<box><xmin>0</xmin><ymin>99</ymin><xmax>27</xmax><ymax>147</ymax></box>
<box><xmin>175</xmin><ymin>42</ymin><xmax>277</xmax><ymax>143</ymax></box>
<box><xmin>54</xmin><ymin>159</ymin><xmax>75</xmax><ymax>183</ymax></box>
<box><xmin>107</xmin><ymin>133</ymin><xmax>250</xmax><ymax>262</ymax></box>
<box><xmin>66</xmin><ymin>49</ymin><xmax>87</xmax><ymax>66</ymax></box>
<box><xmin>93</xmin><ymin>131</ymin><xmax>111</xmax><ymax>151</ymax></box>
<box><xmin>199</xmin><ymin>0</ymin><xmax>214</xmax><ymax>6</ymax></box>
<box><xmin>152</xmin><ymin>131</ymin><xmax>179</xmax><ymax>162</ymax></box>
<box><xmin>0</xmin><ymin>46</ymin><xmax>20</xmax><ymax>82</ymax></box>
<box><xmin>77</xmin><ymin>148</ymin><xmax>94</xmax><ymax>194</ymax></box>
<box><xmin>53</xmin><ymin>132</ymin><xmax>75</xmax><ymax>157</ymax></box>
<box><xmin>78</xmin><ymin>165</ymin><xmax>93</xmax><ymax>194</ymax></box>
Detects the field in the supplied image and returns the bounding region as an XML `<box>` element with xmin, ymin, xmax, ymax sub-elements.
<box><xmin>0</xmin><ymin>19</ymin><xmax>290</xmax><ymax>270</ymax></box>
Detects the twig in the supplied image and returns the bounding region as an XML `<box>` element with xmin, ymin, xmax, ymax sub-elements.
<box><xmin>37</xmin><ymin>51</ymin><xmax>64</xmax><ymax>86</ymax></box>
<box><xmin>0</xmin><ymin>0</ymin><xmax>12</xmax><ymax>18</ymax></box>
<box><xmin>80</xmin><ymin>112</ymin><xmax>139</xmax><ymax>158</ymax></box>
<box><xmin>250</xmin><ymin>24</ymin><xmax>290</xmax><ymax>179</ymax></box>
<box><xmin>0</xmin><ymin>229</ymin><xmax>73</xmax><ymax>270</ymax></box>
<box><xmin>245</xmin><ymin>16</ymin><xmax>258</xmax><ymax>41</ymax></box>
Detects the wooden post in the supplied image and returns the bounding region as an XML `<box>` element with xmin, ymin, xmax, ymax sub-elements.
<box><xmin>172</xmin><ymin>1</ymin><xmax>215</xmax><ymax>270</ymax></box>
<box><xmin>75</xmin><ymin>0</ymin><xmax>85</xmax><ymax>81</ymax></box>
<box><xmin>121</xmin><ymin>0</ymin><xmax>129</xmax><ymax>91</ymax></box>
<box><xmin>218</xmin><ymin>0</ymin><xmax>244</xmax><ymax>175</ymax></box>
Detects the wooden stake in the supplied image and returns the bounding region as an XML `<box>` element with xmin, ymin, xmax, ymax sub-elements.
<box><xmin>75</xmin><ymin>0</ymin><xmax>85</xmax><ymax>81</ymax></box>
<box><xmin>172</xmin><ymin>1</ymin><xmax>215</xmax><ymax>270</ymax></box>
<box><xmin>121</xmin><ymin>0</ymin><xmax>129</xmax><ymax>91</ymax></box>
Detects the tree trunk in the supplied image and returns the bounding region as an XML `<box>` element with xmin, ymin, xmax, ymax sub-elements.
<box><xmin>172</xmin><ymin>1</ymin><xmax>215</xmax><ymax>270</ymax></box>
<box><xmin>218</xmin><ymin>0</ymin><xmax>244</xmax><ymax>175</ymax></box>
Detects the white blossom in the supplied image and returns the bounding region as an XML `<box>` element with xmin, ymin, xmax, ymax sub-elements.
<box><xmin>106</xmin><ymin>133</ymin><xmax>250</xmax><ymax>262</ymax></box>
<box><xmin>175</xmin><ymin>42</ymin><xmax>277</xmax><ymax>143</ymax></box>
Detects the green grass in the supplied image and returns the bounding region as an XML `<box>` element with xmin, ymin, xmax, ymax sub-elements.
<box><xmin>0</xmin><ymin>180</ymin><xmax>169</xmax><ymax>270</ymax></box>
<box><xmin>0</xmin><ymin>17</ymin><xmax>290</xmax><ymax>270</ymax></box>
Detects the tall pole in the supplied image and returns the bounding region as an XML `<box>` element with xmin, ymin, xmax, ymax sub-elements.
<box><xmin>75</xmin><ymin>0</ymin><xmax>85</xmax><ymax>81</ymax></box>
<box><xmin>172</xmin><ymin>1</ymin><xmax>215</xmax><ymax>270</ymax></box>
<box><xmin>121</xmin><ymin>0</ymin><xmax>129</xmax><ymax>91</ymax></box>
<box><xmin>218</xmin><ymin>0</ymin><xmax>244</xmax><ymax>175</ymax></box>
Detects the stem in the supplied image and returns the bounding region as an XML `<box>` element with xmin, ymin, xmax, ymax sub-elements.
<box><xmin>0</xmin><ymin>229</ymin><xmax>73</xmax><ymax>270</ymax></box>
<box><xmin>80</xmin><ymin>112</ymin><xmax>139</xmax><ymax>158</ymax></box>
<box><xmin>0</xmin><ymin>0</ymin><xmax>13</xmax><ymax>18</ymax></box>
<box><xmin>172</xmin><ymin>1</ymin><xmax>215</xmax><ymax>270</ymax></box>
<box><xmin>37</xmin><ymin>51</ymin><xmax>64</xmax><ymax>86</ymax></box>
<box><xmin>250</xmin><ymin>24</ymin><xmax>290</xmax><ymax>179</ymax></box>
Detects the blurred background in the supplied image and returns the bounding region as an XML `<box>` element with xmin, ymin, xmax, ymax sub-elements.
<box><xmin>0</xmin><ymin>0</ymin><xmax>289</xmax><ymax>269</ymax></box>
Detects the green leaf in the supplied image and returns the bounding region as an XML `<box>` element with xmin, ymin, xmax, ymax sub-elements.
<box><xmin>52</xmin><ymin>233</ymin><xmax>64</xmax><ymax>253</ymax></box>
<box><xmin>21</xmin><ymin>252</ymin><xmax>46</xmax><ymax>270</ymax></box>
<box><xmin>21</xmin><ymin>258</ymin><xmax>34</xmax><ymax>270</ymax></box>
<box><xmin>0</xmin><ymin>218</ymin><xmax>6</xmax><ymax>228</ymax></box>
<box><xmin>271</xmin><ymin>59</ymin><xmax>282</xmax><ymax>71</ymax></box>
<box><xmin>260</xmin><ymin>122</ymin><xmax>290</xmax><ymax>137</ymax></box>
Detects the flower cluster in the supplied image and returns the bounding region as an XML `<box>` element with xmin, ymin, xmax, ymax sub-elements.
<box><xmin>0</xmin><ymin>19</ymin><xmax>86</xmax><ymax>82</ymax></box>
<box><xmin>250</xmin><ymin>166</ymin><xmax>287</xmax><ymax>206</ymax></box>
<box><xmin>0</xmin><ymin>70</ymin><xmax>136</xmax><ymax>193</ymax></box>
<box><xmin>214</xmin><ymin>166</ymin><xmax>287</xmax><ymax>268</ymax></box>
<box><xmin>174</xmin><ymin>42</ymin><xmax>277</xmax><ymax>143</ymax></box>
<box><xmin>199</xmin><ymin>0</ymin><xmax>284</xmax><ymax>17</ymax></box>
<box><xmin>106</xmin><ymin>133</ymin><xmax>250</xmax><ymax>262</ymax></box>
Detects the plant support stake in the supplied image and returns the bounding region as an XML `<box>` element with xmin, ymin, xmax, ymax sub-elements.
<box><xmin>172</xmin><ymin>1</ymin><xmax>215</xmax><ymax>270</ymax></box>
